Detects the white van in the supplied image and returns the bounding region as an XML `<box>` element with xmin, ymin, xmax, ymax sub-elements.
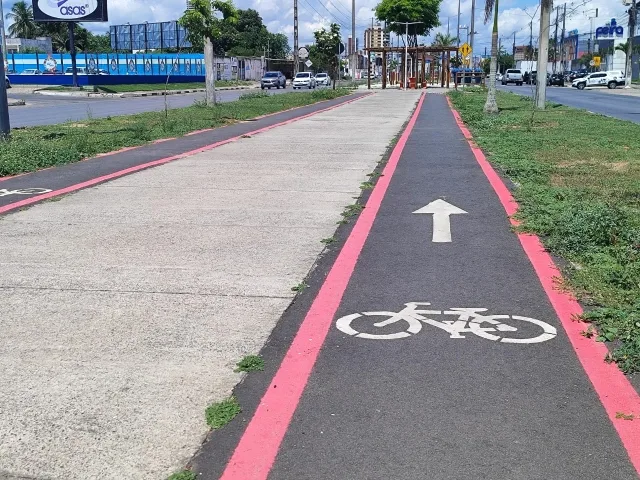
<box><xmin>572</xmin><ymin>71</ymin><xmax>626</xmax><ymax>90</ymax></box>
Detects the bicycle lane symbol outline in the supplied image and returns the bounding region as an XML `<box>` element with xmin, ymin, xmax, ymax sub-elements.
<box><xmin>336</xmin><ymin>302</ymin><xmax>557</xmax><ymax>344</ymax></box>
<box><xmin>0</xmin><ymin>188</ymin><xmax>53</xmax><ymax>198</ymax></box>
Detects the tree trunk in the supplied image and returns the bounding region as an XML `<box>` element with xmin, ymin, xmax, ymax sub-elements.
<box><xmin>536</xmin><ymin>0</ymin><xmax>552</xmax><ymax>109</ymax></box>
<box><xmin>484</xmin><ymin>30</ymin><xmax>499</xmax><ymax>113</ymax></box>
<box><xmin>204</xmin><ymin>37</ymin><xmax>216</xmax><ymax>106</ymax></box>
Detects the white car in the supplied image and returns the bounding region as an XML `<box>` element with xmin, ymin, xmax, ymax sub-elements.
<box><xmin>572</xmin><ymin>71</ymin><xmax>625</xmax><ymax>90</ymax></box>
<box><xmin>293</xmin><ymin>72</ymin><xmax>316</xmax><ymax>89</ymax></box>
<box><xmin>4</xmin><ymin>75</ymin><xmax>10</xmax><ymax>89</ymax></box>
<box><xmin>501</xmin><ymin>69</ymin><xmax>523</xmax><ymax>86</ymax></box>
<box><xmin>315</xmin><ymin>72</ymin><xmax>330</xmax><ymax>86</ymax></box>
<box><xmin>19</xmin><ymin>69</ymin><xmax>42</xmax><ymax>75</ymax></box>
<box><xmin>65</xmin><ymin>67</ymin><xmax>88</xmax><ymax>75</ymax></box>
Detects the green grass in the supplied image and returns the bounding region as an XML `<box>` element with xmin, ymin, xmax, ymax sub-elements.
<box><xmin>205</xmin><ymin>397</ymin><xmax>241</xmax><ymax>430</ymax></box>
<box><xmin>0</xmin><ymin>89</ymin><xmax>351</xmax><ymax>177</ymax></box>
<box><xmin>95</xmin><ymin>80</ymin><xmax>254</xmax><ymax>93</ymax></box>
<box><xmin>449</xmin><ymin>89</ymin><xmax>640</xmax><ymax>373</ymax></box>
<box><xmin>235</xmin><ymin>355</ymin><xmax>265</xmax><ymax>372</ymax></box>
<box><xmin>167</xmin><ymin>470</ymin><xmax>197</xmax><ymax>480</ymax></box>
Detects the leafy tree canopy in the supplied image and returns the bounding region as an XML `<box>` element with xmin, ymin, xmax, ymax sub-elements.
<box><xmin>375</xmin><ymin>0</ymin><xmax>442</xmax><ymax>41</ymax></box>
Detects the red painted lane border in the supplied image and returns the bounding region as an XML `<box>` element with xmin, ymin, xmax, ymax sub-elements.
<box><xmin>0</xmin><ymin>93</ymin><xmax>373</xmax><ymax>215</ymax></box>
<box><xmin>219</xmin><ymin>92</ymin><xmax>427</xmax><ymax>480</ymax></box>
<box><xmin>446</xmin><ymin>96</ymin><xmax>640</xmax><ymax>474</ymax></box>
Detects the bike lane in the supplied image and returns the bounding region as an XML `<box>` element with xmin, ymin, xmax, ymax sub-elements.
<box><xmin>213</xmin><ymin>92</ymin><xmax>640</xmax><ymax>479</ymax></box>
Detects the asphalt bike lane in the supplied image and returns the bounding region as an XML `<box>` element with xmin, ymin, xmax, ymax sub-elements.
<box><xmin>0</xmin><ymin>92</ymin><xmax>369</xmax><ymax>215</ymax></box>
<box><xmin>220</xmin><ymin>93</ymin><xmax>639</xmax><ymax>479</ymax></box>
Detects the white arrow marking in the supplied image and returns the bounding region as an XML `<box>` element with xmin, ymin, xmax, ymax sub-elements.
<box><xmin>413</xmin><ymin>199</ymin><xmax>468</xmax><ymax>243</ymax></box>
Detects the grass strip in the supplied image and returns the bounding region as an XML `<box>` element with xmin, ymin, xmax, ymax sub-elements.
<box><xmin>449</xmin><ymin>88</ymin><xmax>640</xmax><ymax>374</ymax></box>
<box><xmin>95</xmin><ymin>80</ymin><xmax>254</xmax><ymax>93</ymax></box>
<box><xmin>0</xmin><ymin>89</ymin><xmax>351</xmax><ymax>177</ymax></box>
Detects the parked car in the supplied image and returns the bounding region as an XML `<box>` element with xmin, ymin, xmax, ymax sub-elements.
<box><xmin>496</xmin><ymin>73</ymin><xmax>503</xmax><ymax>82</ymax></box>
<box><xmin>19</xmin><ymin>69</ymin><xmax>42</xmax><ymax>75</ymax></box>
<box><xmin>65</xmin><ymin>67</ymin><xmax>89</xmax><ymax>75</ymax></box>
<box><xmin>547</xmin><ymin>73</ymin><xmax>565</xmax><ymax>86</ymax></box>
<box><xmin>572</xmin><ymin>71</ymin><xmax>625</xmax><ymax>90</ymax></box>
<box><xmin>260</xmin><ymin>71</ymin><xmax>286</xmax><ymax>89</ymax></box>
<box><xmin>315</xmin><ymin>72</ymin><xmax>330</xmax><ymax>86</ymax></box>
<box><xmin>501</xmin><ymin>69</ymin><xmax>523</xmax><ymax>86</ymax></box>
<box><xmin>567</xmin><ymin>70</ymin><xmax>588</xmax><ymax>82</ymax></box>
<box><xmin>4</xmin><ymin>75</ymin><xmax>10</xmax><ymax>89</ymax></box>
<box><xmin>292</xmin><ymin>72</ymin><xmax>316</xmax><ymax>89</ymax></box>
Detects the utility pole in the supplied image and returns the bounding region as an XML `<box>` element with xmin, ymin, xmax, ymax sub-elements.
<box><xmin>0</xmin><ymin>39</ymin><xmax>9</xmax><ymax>138</ymax></box>
<box><xmin>513</xmin><ymin>31</ymin><xmax>516</xmax><ymax>62</ymax></box>
<box><xmin>457</xmin><ymin>0</ymin><xmax>461</xmax><ymax>50</ymax></box>
<box><xmin>560</xmin><ymin>3</ymin><xmax>566</xmax><ymax>72</ymax></box>
<box><xmin>470</xmin><ymin>0</ymin><xmax>476</xmax><ymax>66</ymax></box>
<box><xmin>352</xmin><ymin>0</ymin><xmax>356</xmax><ymax>79</ymax></box>
<box><xmin>536</xmin><ymin>0</ymin><xmax>551</xmax><ymax>109</ymax></box>
<box><xmin>625</xmin><ymin>1</ymin><xmax>637</xmax><ymax>88</ymax></box>
<box><xmin>529</xmin><ymin>21</ymin><xmax>533</xmax><ymax>61</ymax></box>
<box><xmin>553</xmin><ymin>6</ymin><xmax>559</xmax><ymax>72</ymax></box>
<box><xmin>294</xmin><ymin>0</ymin><xmax>299</xmax><ymax>75</ymax></box>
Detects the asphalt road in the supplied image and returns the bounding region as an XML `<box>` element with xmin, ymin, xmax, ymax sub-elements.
<box><xmin>6</xmin><ymin>86</ymin><xmax>329</xmax><ymax>128</ymax></box>
<box><xmin>498</xmin><ymin>83</ymin><xmax>640</xmax><ymax>122</ymax></box>
<box><xmin>193</xmin><ymin>93</ymin><xmax>639</xmax><ymax>479</ymax></box>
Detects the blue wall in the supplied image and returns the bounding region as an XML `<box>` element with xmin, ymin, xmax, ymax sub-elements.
<box><xmin>7</xmin><ymin>74</ymin><xmax>207</xmax><ymax>86</ymax></box>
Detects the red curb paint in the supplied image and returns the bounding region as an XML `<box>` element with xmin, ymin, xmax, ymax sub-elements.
<box><xmin>219</xmin><ymin>92</ymin><xmax>426</xmax><ymax>480</ymax></box>
<box><xmin>446</xmin><ymin>95</ymin><xmax>640</xmax><ymax>475</ymax></box>
<box><xmin>0</xmin><ymin>94</ymin><xmax>373</xmax><ymax>215</ymax></box>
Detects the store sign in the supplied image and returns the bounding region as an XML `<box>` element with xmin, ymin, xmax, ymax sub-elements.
<box><xmin>596</xmin><ymin>19</ymin><xmax>624</xmax><ymax>39</ymax></box>
<box><xmin>33</xmin><ymin>0</ymin><xmax>108</xmax><ymax>22</ymax></box>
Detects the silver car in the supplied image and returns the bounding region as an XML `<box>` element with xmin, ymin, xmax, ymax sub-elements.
<box><xmin>261</xmin><ymin>71</ymin><xmax>287</xmax><ymax>89</ymax></box>
<box><xmin>315</xmin><ymin>72</ymin><xmax>330</xmax><ymax>86</ymax></box>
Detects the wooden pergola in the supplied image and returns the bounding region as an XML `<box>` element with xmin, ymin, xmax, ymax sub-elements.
<box><xmin>364</xmin><ymin>45</ymin><xmax>459</xmax><ymax>89</ymax></box>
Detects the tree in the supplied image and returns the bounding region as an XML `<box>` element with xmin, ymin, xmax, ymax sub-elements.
<box><xmin>268</xmin><ymin>33</ymin><xmax>290</xmax><ymax>59</ymax></box>
<box><xmin>375</xmin><ymin>0</ymin><xmax>442</xmax><ymax>46</ymax></box>
<box><xmin>535</xmin><ymin>0</ymin><xmax>551</xmax><ymax>109</ymax></box>
<box><xmin>180</xmin><ymin>0</ymin><xmax>237</xmax><ymax>106</ymax></box>
<box><xmin>86</xmin><ymin>33</ymin><xmax>112</xmax><ymax>52</ymax></box>
<box><xmin>5</xmin><ymin>1</ymin><xmax>37</xmax><ymax>38</ymax></box>
<box><xmin>483</xmin><ymin>0</ymin><xmax>499</xmax><ymax>114</ymax></box>
<box><xmin>432</xmin><ymin>33</ymin><xmax>457</xmax><ymax>83</ymax></box>
<box><xmin>309</xmin><ymin>23</ymin><xmax>341</xmax><ymax>89</ymax></box>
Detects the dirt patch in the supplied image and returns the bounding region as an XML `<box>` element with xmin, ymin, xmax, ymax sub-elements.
<box><xmin>608</xmin><ymin>162</ymin><xmax>629</xmax><ymax>172</ymax></box>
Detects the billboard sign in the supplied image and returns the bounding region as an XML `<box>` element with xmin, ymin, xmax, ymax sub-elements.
<box><xmin>33</xmin><ymin>0</ymin><xmax>108</xmax><ymax>22</ymax></box>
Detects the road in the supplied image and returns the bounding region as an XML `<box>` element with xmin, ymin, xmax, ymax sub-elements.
<box><xmin>499</xmin><ymin>83</ymin><xmax>640</xmax><ymax>122</ymax></box>
<box><xmin>6</xmin><ymin>86</ymin><xmax>328</xmax><ymax>128</ymax></box>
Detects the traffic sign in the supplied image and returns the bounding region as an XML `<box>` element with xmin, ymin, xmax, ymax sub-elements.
<box><xmin>305</xmin><ymin>59</ymin><xmax>313</xmax><ymax>68</ymax></box>
<box><xmin>298</xmin><ymin>47</ymin><xmax>309</xmax><ymax>59</ymax></box>
<box><xmin>370</xmin><ymin>52</ymin><xmax>376</xmax><ymax>62</ymax></box>
<box><xmin>339</xmin><ymin>43</ymin><xmax>345</xmax><ymax>55</ymax></box>
<box><xmin>459</xmin><ymin>43</ymin><xmax>472</xmax><ymax>58</ymax></box>
<box><xmin>593</xmin><ymin>56</ymin><xmax>601</xmax><ymax>67</ymax></box>
<box><xmin>589</xmin><ymin>60</ymin><xmax>595</xmax><ymax>67</ymax></box>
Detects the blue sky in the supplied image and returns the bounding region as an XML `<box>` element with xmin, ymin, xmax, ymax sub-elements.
<box><xmin>1</xmin><ymin>0</ymin><xmax>630</xmax><ymax>51</ymax></box>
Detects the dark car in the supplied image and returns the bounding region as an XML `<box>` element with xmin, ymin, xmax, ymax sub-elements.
<box><xmin>261</xmin><ymin>71</ymin><xmax>286</xmax><ymax>89</ymax></box>
<box><xmin>567</xmin><ymin>71</ymin><xmax>588</xmax><ymax>82</ymax></box>
<box><xmin>547</xmin><ymin>73</ymin><xmax>565</xmax><ymax>86</ymax></box>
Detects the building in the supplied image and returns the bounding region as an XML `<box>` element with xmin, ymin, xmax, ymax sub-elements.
<box><xmin>347</xmin><ymin>36</ymin><xmax>354</xmax><ymax>56</ymax></box>
<box><xmin>364</xmin><ymin>25</ymin><xmax>389</xmax><ymax>50</ymax></box>
<box><xmin>514</xmin><ymin>45</ymin><xmax>527</xmax><ymax>62</ymax></box>
<box><xmin>5</xmin><ymin>37</ymin><xmax>52</xmax><ymax>54</ymax></box>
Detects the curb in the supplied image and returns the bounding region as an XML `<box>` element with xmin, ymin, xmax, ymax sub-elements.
<box><xmin>33</xmin><ymin>85</ymin><xmax>259</xmax><ymax>98</ymax></box>
<box><xmin>8</xmin><ymin>99</ymin><xmax>26</xmax><ymax>107</ymax></box>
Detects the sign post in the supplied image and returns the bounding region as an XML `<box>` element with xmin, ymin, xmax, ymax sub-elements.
<box><xmin>0</xmin><ymin>41</ymin><xmax>10</xmax><ymax>138</ymax></box>
<box><xmin>32</xmin><ymin>0</ymin><xmax>108</xmax><ymax>86</ymax></box>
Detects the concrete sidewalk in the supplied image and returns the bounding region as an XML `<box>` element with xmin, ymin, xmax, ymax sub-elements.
<box><xmin>0</xmin><ymin>90</ymin><xmax>421</xmax><ymax>479</ymax></box>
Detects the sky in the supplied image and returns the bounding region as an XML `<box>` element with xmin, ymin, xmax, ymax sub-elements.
<box><xmin>1</xmin><ymin>0</ymin><xmax>633</xmax><ymax>53</ymax></box>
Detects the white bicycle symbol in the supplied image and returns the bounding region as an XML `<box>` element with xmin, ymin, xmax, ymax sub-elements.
<box><xmin>336</xmin><ymin>302</ymin><xmax>557</xmax><ymax>344</ymax></box>
<box><xmin>0</xmin><ymin>188</ymin><xmax>52</xmax><ymax>197</ymax></box>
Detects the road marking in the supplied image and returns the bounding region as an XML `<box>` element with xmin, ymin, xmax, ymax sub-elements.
<box><xmin>446</xmin><ymin>96</ymin><xmax>640</xmax><ymax>475</ymax></box>
<box><xmin>218</xmin><ymin>93</ymin><xmax>426</xmax><ymax>480</ymax></box>
<box><xmin>0</xmin><ymin>188</ymin><xmax>52</xmax><ymax>197</ymax></box>
<box><xmin>336</xmin><ymin>302</ymin><xmax>557</xmax><ymax>343</ymax></box>
<box><xmin>413</xmin><ymin>199</ymin><xmax>467</xmax><ymax>242</ymax></box>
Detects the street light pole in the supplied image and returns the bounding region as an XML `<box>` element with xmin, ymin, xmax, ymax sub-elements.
<box><xmin>391</xmin><ymin>21</ymin><xmax>422</xmax><ymax>89</ymax></box>
<box><xmin>456</xmin><ymin>0</ymin><xmax>461</xmax><ymax>50</ymax></box>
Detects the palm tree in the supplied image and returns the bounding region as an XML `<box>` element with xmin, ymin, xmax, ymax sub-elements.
<box><xmin>5</xmin><ymin>1</ymin><xmax>37</xmax><ymax>39</ymax></box>
<box><xmin>483</xmin><ymin>0</ymin><xmax>499</xmax><ymax>114</ymax></box>
<box><xmin>432</xmin><ymin>33</ymin><xmax>458</xmax><ymax>85</ymax></box>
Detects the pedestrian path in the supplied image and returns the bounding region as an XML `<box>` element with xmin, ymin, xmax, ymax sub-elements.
<box><xmin>0</xmin><ymin>91</ymin><xmax>422</xmax><ymax>479</ymax></box>
<box><xmin>205</xmin><ymin>93</ymin><xmax>640</xmax><ymax>479</ymax></box>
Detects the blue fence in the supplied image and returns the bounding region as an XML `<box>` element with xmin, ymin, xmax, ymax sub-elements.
<box><xmin>7</xmin><ymin>74</ymin><xmax>207</xmax><ymax>86</ymax></box>
<box><xmin>5</xmin><ymin>53</ymin><xmax>265</xmax><ymax>82</ymax></box>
